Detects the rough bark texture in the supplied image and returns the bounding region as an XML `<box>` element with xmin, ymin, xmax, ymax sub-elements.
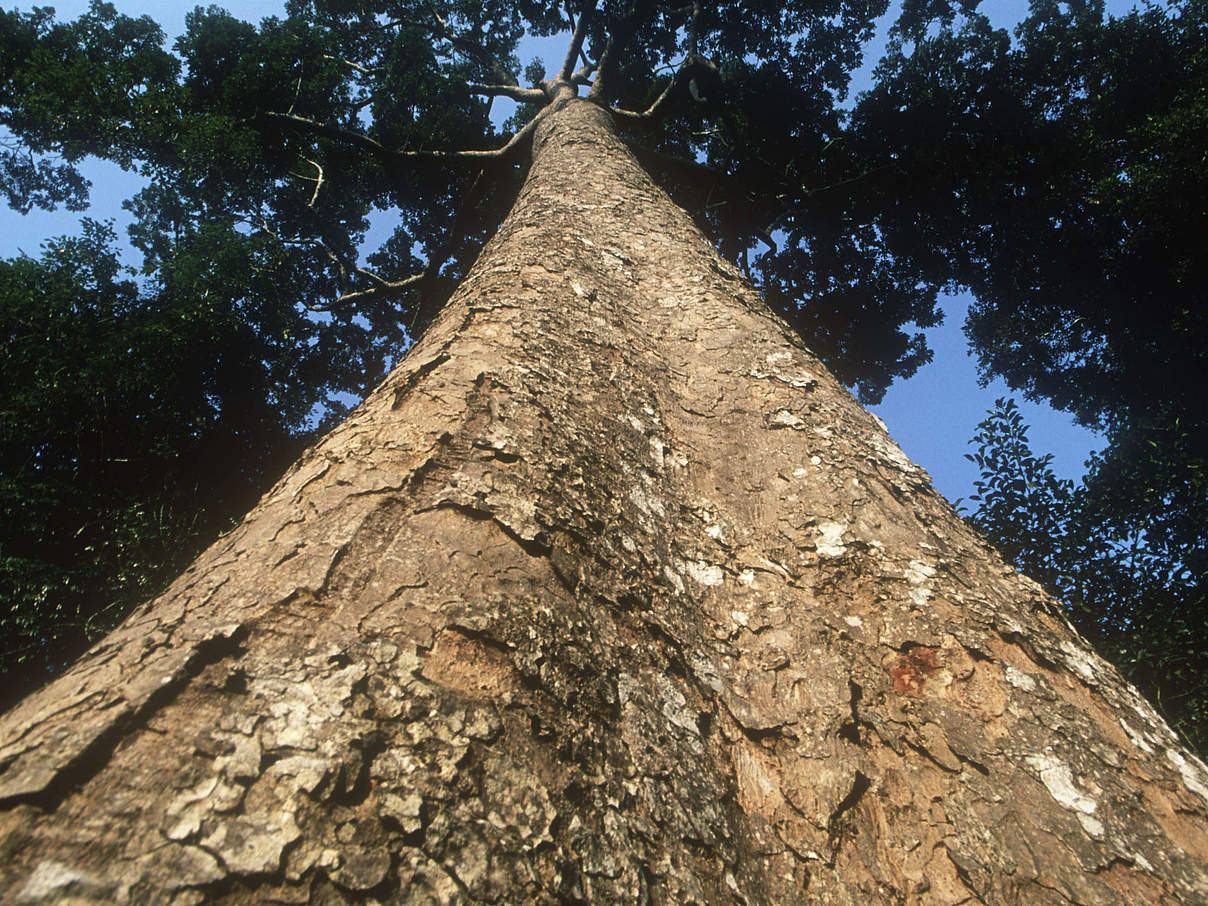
<box><xmin>1</xmin><ymin>99</ymin><xmax>1206</xmax><ymax>905</ymax></box>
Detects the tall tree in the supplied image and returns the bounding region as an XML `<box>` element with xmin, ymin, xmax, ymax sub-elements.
<box><xmin>1</xmin><ymin>2</ymin><xmax>1207</xmax><ymax>903</ymax></box>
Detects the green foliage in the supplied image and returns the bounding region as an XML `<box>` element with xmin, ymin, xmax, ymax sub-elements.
<box><xmin>851</xmin><ymin>0</ymin><xmax>1208</xmax><ymax>610</ymax></box>
<box><xmin>0</xmin><ymin>216</ymin><xmax>385</xmax><ymax>707</ymax></box>
<box><xmin>963</xmin><ymin>400</ymin><xmax>1208</xmax><ymax>755</ymax></box>
<box><xmin>0</xmin><ymin>2</ymin><xmax>178</xmax><ymax>172</ymax></box>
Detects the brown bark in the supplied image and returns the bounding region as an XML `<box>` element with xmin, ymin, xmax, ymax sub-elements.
<box><xmin>1</xmin><ymin>98</ymin><xmax>1206</xmax><ymax>905</ymax></box>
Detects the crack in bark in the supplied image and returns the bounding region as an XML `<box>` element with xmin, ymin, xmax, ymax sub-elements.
<box><xmin>391</xmin><ymin>353</ymin><xmax>452</xmax><ymax>410</ymax></box>
<box><xmin>826</xmin><ymin>770</ymin><xmax>872</xmax><ymax>859</ymax></box>
<box><xmin>0</xmin><ymin>626</ymin><xmax>249</xmax><ymax>808</ymax></box>
<box><xmin>838</xmin><ymin>678</ymin><xmax>865</xmax><ymax>745</ymax></box>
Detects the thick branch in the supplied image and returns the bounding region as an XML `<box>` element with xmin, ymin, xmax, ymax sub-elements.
<box><xmin>447</xmin><ymin>109</ymin><xmax>545</xmax><ymax>161</ymax></box>
<box><xmin>572</xmin><ymin>62</ymin><xmax>597</xmax><ymax>86</ymax></box>
<box><xmin>559</xmin><ymin>2</ymin><xmax>595</xmax><ymax>82</ymax></box>
<box><xmin>586</xmin><ymin>0</ymin><xmax>642</xmax><ymax>103</ymax></box>
<box><xmin>467</xmin><ymin>83</ymin><xmax>548</xmax><ymax>104</ymax></box>
<box><xmin>258</xmin><ymin>111</ymin><xmax>539</xmax><ymax>163</ymax></box>
<box><xmin>586</xmin><ymin>30</ymin><xmax>621</xmax><ymax>102</ymax></box>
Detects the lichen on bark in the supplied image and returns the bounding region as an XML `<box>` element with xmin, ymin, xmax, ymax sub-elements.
<box><xmin>1</xmin><ymin>99</ymin><xmax>1206</xmax><ymax>905</ymax></box>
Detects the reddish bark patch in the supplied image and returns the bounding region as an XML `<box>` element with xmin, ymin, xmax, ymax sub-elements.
<box><xmin>888</xmin><ymin>647</ymin><xmax>943</xmax><ymax>697</ymax></box>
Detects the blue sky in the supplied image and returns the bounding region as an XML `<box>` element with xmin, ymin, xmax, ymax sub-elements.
<box><xmin>0</xmin><ymin>0</ymin><xmax>1126</xmax><ymax>503</ymax></box>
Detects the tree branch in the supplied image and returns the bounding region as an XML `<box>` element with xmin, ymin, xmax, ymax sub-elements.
<box><xmin>560</xmin><ymin>2</ymin><xmax>595</xmax><ymax>82</ymax></box>
<box><xmin>302</xmin><ymin>157</ymin><xmax>323</xmax><ymax>207</ymax></box>
<box><xmin>610</xmin><ymin>73</ymin><xmax>679</xmax><ymax>120</ymax></box>
<box><xmin>687</xmin><ymin>0</ymin><xmax>702</xmax><ymax>57</ymax></box>
<box><xmin>259</xmin><ymin>111</ymin><xmax>391</xmax><ymax>157</ymax></box>
<box><xmin>256</xmin><ymin>216</ymin><xmax>427</xmax><ymax>309</ymax></box>
<box><xmin>587</xmin><ymin>0</ymin><xmax>656</xmax><ymax>103</ymax></box>
<box><xmin>586</xmin><ymin>31</ymin><xmax>621</xmax><ymax>101</ymax></box>
<box><xmin>335</xmin><ymin>272</ymin><xmax>425</xmax><ymax>305</ymax></box>
<box><xmin>425</xmin><ymin>2</ymin><xmax>517</xmax><ymax>86</ymax></box>
<box><xmin>467</xmin><ymin>83</ymin><xmax>548</xmax><ymax>104</ymax></box>
<box><xmin>572</xmin><ymin>62</ymin><xmax>597</xmax><ymax>86</ymax></box>
<box><xmin>257</xmin><ymin>111</ymin><xmax>540</xmax><ymax>163</ymax></box>
<box><xmin>610</xmin><ymin>52</ymin><xmax>719</xmax><ymax>121</ymax></box>
<box><xmin>321</xmin><ymin>54</ymin><xmax>381</xmax><ymax>76</ymax></box>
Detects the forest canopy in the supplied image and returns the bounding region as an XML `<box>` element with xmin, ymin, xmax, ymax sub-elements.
<box><xmin>0</xmin><ymin>0</ymin><xmax>1204</xmax><ymax>749</ymax></box>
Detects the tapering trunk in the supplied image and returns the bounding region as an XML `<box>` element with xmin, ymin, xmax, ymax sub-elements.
<box><xmin>1</xmin><ymin>99</ymin><xmax>1205</xmax><ymax>906</ymax></box>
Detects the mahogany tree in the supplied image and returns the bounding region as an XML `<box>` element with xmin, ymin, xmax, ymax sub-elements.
<box><xmin>1</xmin><ymin>2</ymin><xmax>1206</xmax><ymax>904</ymax></box>
<box><xmin>0</xmin><ymin>0</ymin><xmax>951</xmax><ymax>691</ymax></box>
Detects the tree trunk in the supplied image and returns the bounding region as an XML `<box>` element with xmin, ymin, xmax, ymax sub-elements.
<box><xmin>1</xmin><ymin>98</ymin><xmax>1205</xmax><ymax>906</ymax></box>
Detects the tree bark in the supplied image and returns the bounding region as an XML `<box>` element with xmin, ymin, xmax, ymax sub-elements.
<box><xmin>1</xmin><ymin>98</ymin><xmax>1206</xmax><ymax>906</ymax></box>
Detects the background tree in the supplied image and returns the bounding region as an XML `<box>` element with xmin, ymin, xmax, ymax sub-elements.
<box><xmin>962</xmin><ymin>399</ymin><xmax>1208</xmax><ymax>754</ymax></box>
<box><xmin>846</xmin><ymin>0</ymin><xmax>1208</xmax><ymax>756</ymax></box>
<box><xmin>0</xmin><ymin>211</ymin><xmax>384</xmax><ymax>708</ymax></box>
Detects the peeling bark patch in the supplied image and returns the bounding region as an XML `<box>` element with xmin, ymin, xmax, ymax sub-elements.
<box><xmin>0</xmin><ymin>621</ymin><xmax>249</xmax><ymax>805</ymax></box>
<box><xmin>887</xmin><ymin>647</ymin><xmax>943</xmax><ymax>697</ymax></box>
<box><xmin>768</xmin><ymin>408</ymin><xmax>804</xmax><ymax>429</ymax></box>
<box><xmin>16</xmin><ymin>861</ymin><xmax>119</xmax><ymax>904</ymax></box>
<box><xmin>814</xmin><ymin>522</ymin><xmax>846</xmax><ymax>557</ymax></box>
<box><xmin>1025</xmin><ymin>752</ymin><xmax>1103</xmax><ymax>836</ymax></box>
<box><xmin>421</xmin><ymin>628</ymin><xmax>519</xmax><ymax>700</ymax></box>
<box><xmin>200</xmin><ymin>810</ymin><xmax>303</xmax><ymax>875</ymax></box>
<box><xmin>905</xmin><ymin>560</ymin><xmax>936</xmax><ymax>584</ymax></box>
<box><xmin>1005</xmin><ymin>665</ymin><xmax>1037</xmax><ymax>692</ymax></box>
<box><xmin>681</xmin><ymin>559</ymin><xmax>725</xmax><ymax>587</ymax></box>
<box><xmin>390</xmin><ymin>353</ymin><xmax>452</xmax><ymax>410</ymax></box>
<box><xmin>1167</xmin><ymin>748</ymin><xmax>1208</xmax><ymax>806</ymax></box>
<box><xmin>1060</xmin><ymin>638</ymin><xmax>1102</xmax><ymax>685</ymax></box>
